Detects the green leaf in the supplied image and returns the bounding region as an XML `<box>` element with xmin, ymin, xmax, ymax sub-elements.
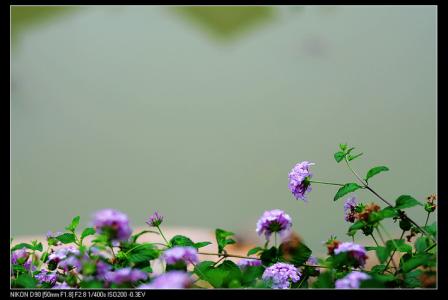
<box><xmin>334</xmin><ymin>183</ymin><xmax>362</xmax><ymax>201</ymax></box>
<box><xmin>216</xmin><ymin>260</ymin><xmax>242</xmax><ymax>287</ymax></box>
<box><xmin>370</xmin><ymin>264</ymin><xmax>387</xmax><ymax>274</ymax></box>
<box><xmin>395</xmin><ymin>195</ymin><xmax>422</xmax><ymax>210</ymax></box>
<box><xmin>56</xmin><ymin>233</ymin><xmax>76</xmax><ymax>244</ymax></box>
<box><xmin>403</xmin><ymin>270</ymin><xmax>423</xmax><ymax>288</ymax></box>
<box><xmin>312</xmin><ymin>271</ymin><xmax>334</xmax><ymax>288</ymax></box>
<box><xmin>194</xmin><ymin>261</ymin><xmax>229</xmax><ymax>288</ymax></box>
<box><xmin>401</xmin><ymin>254</ymin><xmax>431</xmax><ymax>272</ymax></box>
<box><xmin>11</xmin><ymin>243</ymin><xmax>34</xmax><ymax>252</ymax></box>
<box><xmin>347</xmin><ymin>152</ymin><xmax>363</xmax><ymax>161</ymax></box>
<box><xmin>339</xmin><ymin>143</ymin><xmax>348</xmax><ymax>151</ymax></box>
<box><xmin>365</xmin><ymin>166</ymin><xmax>389</xmax><ymax>182</ymax></box>
<box><xmin>193</xmin><ymin>241</ymin><xmax>212</xmax><ymax>249</ymax></box>
<box><xmin>260</xmin><ymin>247</ymin><xmax>278</xmax><ymax>265</ymax></box>
<box><xmin>81</xmin><ymin>227</ymin><xmax>96</xmax><ymax>240</ymax></box>
<box><xmin>13</xmin><ymin>274</ymin><xmax>38</xmax><ymax>288</ymax></box>
<box><xmin>349</xmin><ymin>220</ymin><xmax>365</xmax><ymax>232</ymax></box>
<box><xmin>415</xmin><ymin>237</ymin><xmax>428</xmax><ymax>253</ymax></box>
<box><xmin>386</xmin><ymin>239</ymin><xmax>412</xmax><ymax>253</ymax></box>
<box><xmin>215</xmin><ymin>229</ymin><xmax>236</xmax><ymax>254</ymax></box>
<box><xmin>34</xmin><ymin>242</ymin><xmax>43</xmax><ymax>252</ymax></box>
<box><xmin>346</xmin><ymin>147</ymin><xmax>355</xmax><ymax>155</ymax></box>
<box><xmin>65</xmin><ymin>216</ymin><xmax>80</xmax><ymax>232</ymax></box>
<box><xmin>170</xmin><ymin>235</ymin><xmax>195</xmax><ymax>247</ymax></box>
<box><xmin>247</xmin><ymin>246</ymin><xmax>263</xmax><ymax>256</ymax></box>
<box><xmin>80</xmin><ymin>280</ymin><xmax>104</xmax><ymax>288</ymax></box>
<box><xmin>41</xmin><ymin>252</ymin><xmax>49</xmax><ymax>263</ymax></box>
<box><xmin>128</xmin><ymin>243</ymin><xmax>160</xmax><ymax>263</ymax></box>
<box><xmin>280</xmin><ymin>242</ymin><xmax>312</xmax><ymax>266</ymax></box>
<box><xmin>240</xmin><ymin>266</ymin><xmax>264</xmax><ymax>286</ymax></box>
<box><xmin>423</xmin><ymin>222</ymin><xmax>437</xmax><ymax>237</ymax></box>
<box><xmin>375</xmin><ymin>246</ymin><xmax>391</xmax><ymax>263</ymax></box>
<box><xmin>334</xmin><ymin>151</ymin><xmax>346</xmax><ymax>163</ymax></box>
<box><xmin>378</xmin><ymin>207</ymin><xmax>399</xmax><ymax>219</ymax></box>
<box><xmin>130</xmin><ymin>230</ymin><xmax>158</xmax><ymax>244</ymax></box>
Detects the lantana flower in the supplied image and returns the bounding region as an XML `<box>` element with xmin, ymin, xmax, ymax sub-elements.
<box><xmin>288</xmin><ymin>161</ymin><xmax>315</xmax><ymax>201</ymax></box>
<box><xmin>163</xmin><ymin>246</ymin><xmax>199</xmax><ymax>265</ymax></box>
<box><xmin>256</xmin><ymin>209</ymin><xmax>293</xmax><ymax>241</ymax></box>
<box><xmin>138</xmin><ymin>271</ymin><xmax>192</xmax><ymax>289</ymax></box>
<box><xmin>334</xmin><ymin>242</ymin><xmax>368</xmax><ymax>268</ymax></box>
<box><xmin>262</xmin><ymin>262</ymin><xmax>301</xmax><ymax>289</ymax></box>
<box><xmin>92</xmin><ymin>209</ymin><xmax>132</xmax><ymax>242</ymax></box>
<box><xmin>335</xmin><ymin>271</ymin><xmax>371</xmax><ymax>289</ymax></box>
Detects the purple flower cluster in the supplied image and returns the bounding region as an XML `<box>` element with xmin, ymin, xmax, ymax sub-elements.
<box><xmin>262</xmin><ymin>262</ymin><xmax>301</xmax><ymax>289</ymax></box>
<box><xmin>288</xmin><ymin>161</ymin><xmax>315</xmax><ymax>201</ymax></box>
<box><xmin>138</xmin><ymin>271</ymin><xmax>192</xmax><ymax>289</ymax></box>
<box><xmin>237</xmin><ymin>258</ymin><xmax>262</xmax><ymax>269</ymax></box>
<box><xmin>58</xmin><ymin>256</ymin><xmax>82</xmax><ymax>272</ymax></box>
<box><xmin>334</xmin><ymin>242</ymin><xmax>368</xmax><ymax>267</ymax></box>
<box><xmin>48</xmin><ymin>246</ymin><xmax>80</xmax><ymax>270</ymax></box>
<box><xmin>96</xmin><ymin>260</ymin><xmax>112</xmax><ymax>279</ymax></box>
<box><xmin>104</xmin><ymin>268</ymin><xmax>148</xmax><ymax>284</ymax></box>
<box><xmin>256</xmin><ymin>209</ymin><xmax>292</xmax><ymax>240</ymax></box>
<box><xmin>92</xmin><ymin>209</ymin><xmax>132</xmax><ymax>242</ymax></box>
<box><xmin>306</xmin><ymin>256</ymin><xmax>318</xmax><ymax>266</ymax></box>
<box><xmin>335</xmin><ymin>271</ymin><xmax>371</xmax><ymax>289</ymax></box>
<box><xmin>35</xmin><ymin>270</ymin><xmax>58</xmax><ymax>286</ymax></box>
<box><xmin>52</xmin><ymin>282</ymin><xmax>73</xmax><ymax>289</ymax></box>
<box><xmin>11</xmin><ymin>249</ymin><xmax>29</xmax><ymax>265</ymax></box>
<box><xmin>146</xmin><ymin>212</ymin><xmax>163</xmax><ymax>227</ymax></box>
<box><xmin>344</xmin><ymin>197</ymin><xmax>357</xmax><ymax>223</ymax></box>
<box><xmin>163</xmin><ymin>246</ymin><xmax>199</xmax><ymax>265</ymax></box>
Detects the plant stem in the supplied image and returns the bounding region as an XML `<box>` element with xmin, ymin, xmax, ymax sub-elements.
<box><xmin>344</xmin><ymin>157</ymin><xmax>368</xmax><ymax>187</ymax></box>
<box><xmin>375</xmin><ymin>227</ymin><xmax>398</xmax><ymax>271</ymax></box>
<box><xmin>423</xmin><ymin>211</ymin><xmax>431</xmax><ymax>233</ymax></box>
<box><xmin>309</xmin><ymin>180</ymin><xmax>345</xmax><ymax>187</ymax></box>
<box><xmin>383</xmin><ymin>230</ymin><xmax>405</xmax><ymax>274</ymax></box>
<box><xmin>375</xmin><ymin>227</ymin><xmax>386</xmax><ymax>245</ymax></box>
<box><xmin>274</xmin><ymin>233</ymin><xmax>277</xmax><ymax>248</ymax></box>
<box><xmin>156</xmin><ymin>226</ymin><xmax>170</xmax><ymax>246</ymax></box>
<box><xmin>371</xmin><ymin>233</ymin><xmax>380</xmax><ymax>247</ymax></box>
<box><xmin>198</xmin><ymin>251</ymin><xmax>259</xmax><ymax>260</ymax></box>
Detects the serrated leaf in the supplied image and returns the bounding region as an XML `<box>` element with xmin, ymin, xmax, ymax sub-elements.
<box><xmin>65</xmin><ymin>216</ymin><xmax>80</xmax><ymax>232</ymax></box>
<box><xmin>415</xmin><ymin>237</ymin><xmax>428</xmax><ymax>253</ymax></box>
<box><xmin>11</xmin><ymin>243</ymin><xmax>34</xmax><ymax>252</ymax></box>
<box><xmin>170</xmin><ymin>235</ymin><xmax>195</xmax><ymax>247</ymax></box>
<box><xmin>395</xmin><ymin>195</ymin><xmax>422</xmax><ymax>209</ymax></box>
<box><xmin>81</xmin><ymin>227</ymin><xmax>96</xmax><ymax>240</ymax></box>
<box><xmin>386</xmin><ymin>239</ymin><xmax>412</xmax><ymax>253</ymax></box>
<box><xmin>13</xmin><ymin>274</ymin><xmax>38</xmax><ymax>288</ymax></box>
<box><xmin>365</xmin><ymin>166</ymin><xmax>389</xmax><ymax>182</ymax></box>
<box><xmin>349</xmin><ymin>220</ymin><xmax>365</xmax><ymax>232</ymax></box>
<box><xmin>193</xmin><ymin>241</ymin><xmax>212</xmax><ymax>249</ymax></box>
<box><xmin>334</xmin><ymin>151</ymin><xmax>346</xmax><ymax>163</ymax></box>
<box><xmin>378</xmin><ymin>207</ymin><xmax>398</xmax><ymax>219</ymax></box>
<box><xmin>215</xmin><ymin>229</ymin><xmax>236</xmax><ymax>254</ymax></box>
<box><xmin>375</xmin><ymin>246</ymin><xmax>391</xmax><ymax>263</ymax></box>
<box><xmin>334</xmin><ymin>183</ymin><xmax>362</xmax><ymax>201</ymax></box>
<box><xmin>130</xmin><ymin>230</ymin><xmax>158</xmax><ymax>244</ymax></box>
<box><xmin>55</xmin><ymin>233</ymin><xmax>76</xmax><ymax>244</ymax></box>
<box><xmin>280</xmin><ymin>242</ymin><xmax>312</xmax><ymax>266</ymax></box>
<box><xmin>348</xmin><ymin>152</ymin><xmax>363</xmax><ymax>161</ymax></box>
<box><xmin>247</xmin><ymin>246</ymin><xmax>263</xmax><ymax>256</ymax></box>
<box><xmin>423</xmin><ymin>222</ymin><xmax>437</xmax><ymax>237</ymax></box>
<box><xmin>401</xmin><ymin>254</ymin><xmax>431</xmax><ymax>272</ymax></box>
<box><xmin>128</xmin><ymin>244</ymin><xmax>160</xmax><ymax>263</ymax></box>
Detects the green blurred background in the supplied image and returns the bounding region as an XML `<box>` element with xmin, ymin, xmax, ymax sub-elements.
<box><xmin>11</xmin><ymin>5</ymin><xmax>437</xmax><ymax>252</ymax></box>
